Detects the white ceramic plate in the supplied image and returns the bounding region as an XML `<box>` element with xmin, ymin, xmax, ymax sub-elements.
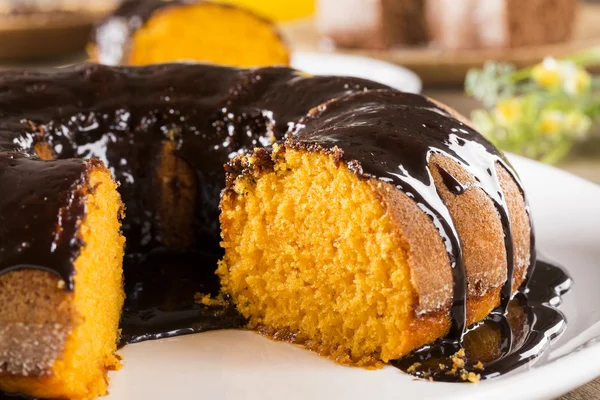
<box><xmin>106</xmin><ymin>155</ymin><xmax>600</xmax><ymax>400</ymax></box>
<box><xmin>290</xmin><ymin>51</ymin><xmax>422</xmax><ymax>94</ymax></box>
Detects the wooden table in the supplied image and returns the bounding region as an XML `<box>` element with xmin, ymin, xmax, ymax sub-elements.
<box><xmin>424</xmin><ymin>88</ymin><xmax>600</xmax><ymax>399</ymax></box>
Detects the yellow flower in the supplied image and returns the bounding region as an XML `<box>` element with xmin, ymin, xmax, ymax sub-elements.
<box><xmin>565</xmin><ymin>69</ymin><xmax>592</xmax><ymax>96</ymax></box>
<box><xmin>532</xmin><ymin>58</ymin><xmax>562</xmax><ymax>90</ymax></box>
<box><xmin>531</xmin><ymin>57</ymin><xmax>592</xmax><ymax>95</ymax></box>
<box><xmin>564</xmin><ymin>110</ymin><xmax>593</xmax><ymax>138</ymax></box>
<box><xmin>537</xmin><ymin>110</ymin><xmax>565</xmax><ymax>136</ymax></box>
<box><xmin>494</xmin><ymin>97</ymin><xmax>522</xmax><ymax>125</ymax></box>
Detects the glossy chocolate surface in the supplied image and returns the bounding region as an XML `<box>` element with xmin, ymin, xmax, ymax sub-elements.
<box><xmin>289</xmin><ymin>90</ymin><xmax>532</xmax><ymax>339</ymax></box>
<box><xmin>0</xmin><ymin>153</ymin><xmax>94</xmax><ymax>289</ymax></box>
<box><xmin>0</xmin><ymin>62</ymin><xmax>385</xmax><ymax>307</ymax></box>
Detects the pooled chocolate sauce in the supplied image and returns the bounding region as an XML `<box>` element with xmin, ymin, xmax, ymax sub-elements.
<box><xmin>117</xmin><ymin>256</ymin><xmax>570</xmax><ymax>380</ymax></box>
<box><xmin>392</xmin><ymin>259</ymin><xmax>571</xmax><ymax>380</ymax></box>
<box><xmin>118</xmin><ymin>249</ymin><xmax>245</xmax><ymax>345</ymax></box>
<box><xmin>0</xmin><ymin>258</ymin><xmax>571</xmax><ymax>400</ymax></box>
<box><xmin>119</xmin><ymin>257</ymin><xmax>570</xmax><ymax>382</ymax></box>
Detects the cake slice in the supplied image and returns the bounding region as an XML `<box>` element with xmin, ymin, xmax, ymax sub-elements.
<box><xmin>89</xmin><ymin>0</ymin><xmax>289</xmax><ymax>67</ymax></box>
<box><xmin>218</xmin><ymin>90</ymin><xmax>531</xmax><ymax>365</ymax></box>
<box><xmin>0</xmin><ymin>153</ymin><xmax>125</xmax><ymax>399</ymax></box>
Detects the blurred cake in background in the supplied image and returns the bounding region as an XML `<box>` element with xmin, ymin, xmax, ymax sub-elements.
<box><xmin>318</xmin><ymin>0</ymin><xmax>579</xmax><ymax>50</ymax></box>
<box><xmin>0</xmin><ymin>0</ymin><xmax>119</xmax><ymax>61</ymax></box>
<box><xmin>317</xmin><ymin>0</ymin><xmax>428</xmax><ymax>49</ymax></box>
<box><xmin>89</xmin><ymin>0</ymin><xmax>290</xmax><ymax>67</ymax></box>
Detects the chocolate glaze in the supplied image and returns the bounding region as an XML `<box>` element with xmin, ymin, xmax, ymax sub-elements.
<box><xmin>392</xmin><ymin>259</ymin><xmax>571</xmax><ymax>380</ymax></box>
<box><xmin>0</xmin><ymin>153</ymin><xmax>97</xmax><ymax>289</ymax></box>
<box><xmin>289</xmin><ymin>90</ymin><xmax>531</xmax><ymax>339</ymax></box>
<box><xmin>0</xmin><ymin>63</ymin><xmax>387</xmax><ymax>281</ymax></box>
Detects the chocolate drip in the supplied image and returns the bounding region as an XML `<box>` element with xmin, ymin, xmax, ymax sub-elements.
<box><xmin>290</xmin><ymin>90</ymin><xmax>528</xmax><ymax>340</ymax></box>
<box><xmin>438</xmin><ymin>167</ymin><xmax>467</xmax><ymax>194</ymax></box>
<box><xmin>393</xmin><ymin>259</ymin><xmax>571</xmax><ymax>380</ymax></box>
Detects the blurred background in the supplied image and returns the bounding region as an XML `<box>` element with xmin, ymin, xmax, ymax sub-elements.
<box><xmin>0</xmin><ymin>0</ymin><xmax>599</xmax><ymax>187</ymax></box>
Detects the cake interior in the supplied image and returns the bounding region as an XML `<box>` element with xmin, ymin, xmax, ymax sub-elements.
<box><xmin>218</xmin><ymin>147</ymin><xmax>444</xmax><ymax>365</ymax></box>
<box><xmin>128</xmin><ymin>3</ymin><xmax>289</xmax><ymax>67</ymax></box>
<box><xmin>0</xmin><ymin>165</ymin><xmax>125</xmax><ymax>400</ymax></box>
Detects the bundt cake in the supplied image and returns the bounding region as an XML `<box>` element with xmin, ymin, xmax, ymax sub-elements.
<box><xmin>89</xmin><ymin>0</ymin><xmax>290</xmax><ymax>67</ymax></box>
<box><xmin>0</xmin><ymin>62</ymin><xmax>538</xmax><ymax>397</ymax></box>
<box><xmin>0</xmin><ymin>154</ymin><xmax>124</xmax><ymax>399</ymax></box>
<box><xmin>218</xmin><ymin>90</ymin><xmax>532</xmax><ymax>365</ymax></box>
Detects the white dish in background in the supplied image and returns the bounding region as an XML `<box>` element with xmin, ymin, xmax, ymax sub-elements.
<box><xmin>106</xmin><ymin>155</ymin><xmax>600</xmax><ymax>400</ymax></box>
<box><xmin>290</xmin><ymin>51</ymin><xmax>422</xmax><ymax>93</ymax></box>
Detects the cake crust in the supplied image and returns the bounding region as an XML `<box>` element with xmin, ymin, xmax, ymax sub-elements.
<box><xmin>0</xmin><ymin>270</ymin><xmax>74</xmax><ymax>377</ymax></box>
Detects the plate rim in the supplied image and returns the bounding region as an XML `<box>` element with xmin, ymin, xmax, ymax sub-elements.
<box><xmin>290</xmin><ymin>50</ymin><xmax>423</xmax><ymax>94</ymax></box>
